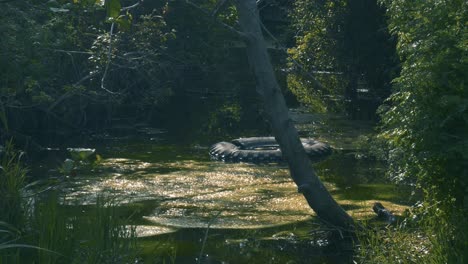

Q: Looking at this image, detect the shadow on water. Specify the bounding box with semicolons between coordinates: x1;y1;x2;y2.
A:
29;111;412;263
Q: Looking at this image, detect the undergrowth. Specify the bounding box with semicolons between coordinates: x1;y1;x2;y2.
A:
0;143;139;264
356;205;468;264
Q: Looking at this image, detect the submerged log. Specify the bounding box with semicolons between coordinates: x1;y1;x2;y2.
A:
373;202;396;224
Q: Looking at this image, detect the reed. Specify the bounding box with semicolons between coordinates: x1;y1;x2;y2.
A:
0;143;139;263
31;194;138;264
0;141;27;226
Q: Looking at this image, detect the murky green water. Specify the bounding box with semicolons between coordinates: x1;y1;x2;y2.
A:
33;111;412;263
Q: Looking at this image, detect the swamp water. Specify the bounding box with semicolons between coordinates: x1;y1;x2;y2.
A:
32;112;412;263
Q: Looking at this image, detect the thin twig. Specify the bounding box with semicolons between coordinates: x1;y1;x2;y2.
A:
99;0;142;94
121;0;141;11
211;0;228;16
197;211;222;264
4;103;41;109
100;22;118;94
258;20;325;91
185;0;248;39
42;48;93;55
47;71;100;112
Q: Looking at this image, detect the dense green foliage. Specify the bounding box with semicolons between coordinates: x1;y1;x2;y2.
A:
0;148;137;263
1;0;467;262
0;1;173;135
288;0;397;117
0;2;83;131
0;0;258;147
379;0;467;209
371;0;468;262
288;0;467;260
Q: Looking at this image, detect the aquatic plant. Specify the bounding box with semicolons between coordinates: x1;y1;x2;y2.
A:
31;194;139;264
0;142;139;263
0;141;27;228
67;148;96;162
377;0;467;261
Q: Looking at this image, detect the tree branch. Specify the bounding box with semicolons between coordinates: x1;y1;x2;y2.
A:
99;0;142;94
238;1;325;90
211;0;228;17
121;1;141;11
100;22;118;94
258;21;325;91
184;0;247;39
47;71;100;112
42;48;93;55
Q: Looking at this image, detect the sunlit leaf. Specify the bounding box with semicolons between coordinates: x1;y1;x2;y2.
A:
116;15;131;31
105;0;121;19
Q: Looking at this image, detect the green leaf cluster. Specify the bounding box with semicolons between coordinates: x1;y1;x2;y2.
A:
287;0;348;112
379;0;467;204
378;0;467;260
0;1;178;136
288;0;397;116
105;0;121;19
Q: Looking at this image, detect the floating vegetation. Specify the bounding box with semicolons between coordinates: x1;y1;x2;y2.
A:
67;148;96;161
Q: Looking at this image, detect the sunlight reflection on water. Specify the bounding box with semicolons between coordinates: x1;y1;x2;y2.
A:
56;114;409;232
62;156;314;229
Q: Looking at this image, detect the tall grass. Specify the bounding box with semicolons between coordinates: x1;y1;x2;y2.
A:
30;194;138;264
0;142;27;226
0;143;139;263
0;142;28;263
356;223;436;263
356;208;468;264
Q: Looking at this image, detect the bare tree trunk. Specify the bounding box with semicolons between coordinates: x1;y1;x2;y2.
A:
233;0;354;230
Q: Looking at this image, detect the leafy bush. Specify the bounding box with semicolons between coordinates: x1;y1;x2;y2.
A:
379;0;467;209
377;0;468;261
0;1;176;137
0;144;138;263
288;0;397;116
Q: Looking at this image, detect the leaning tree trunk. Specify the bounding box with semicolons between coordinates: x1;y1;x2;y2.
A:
233;0;354;230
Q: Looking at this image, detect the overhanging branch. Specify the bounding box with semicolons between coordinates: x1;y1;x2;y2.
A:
121;0;142;11
211;0;228;17
184;0;247;40
258;21;325;91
